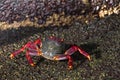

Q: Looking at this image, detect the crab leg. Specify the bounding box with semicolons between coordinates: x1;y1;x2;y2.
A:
10;42;32;59
33;38;42;56
34;38;42;47
66;55;73;69
26;50;35;66
10;38;42;60
65;45;91;60
53;45;90;69
53;55;73;69
26;39;42;66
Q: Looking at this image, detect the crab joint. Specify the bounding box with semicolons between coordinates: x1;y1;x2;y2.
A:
10;54;14;59
53;56;59;60
37;49;42;56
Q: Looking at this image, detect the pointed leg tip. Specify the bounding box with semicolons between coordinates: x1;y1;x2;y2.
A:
10;54;14;59
68;66;73;70
30;63;36;67
87;55;91;61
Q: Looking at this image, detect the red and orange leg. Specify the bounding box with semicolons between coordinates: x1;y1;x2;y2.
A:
26;50;35;66
34;38;42;56
53;45;91;69
10;38;42;66
65;45;91;60
34;38;42;47
53;55;73;69
10;41;32;59
66;55;73;69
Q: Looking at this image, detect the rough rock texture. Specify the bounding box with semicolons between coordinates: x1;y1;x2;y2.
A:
0;14;120;80
0;0;120;30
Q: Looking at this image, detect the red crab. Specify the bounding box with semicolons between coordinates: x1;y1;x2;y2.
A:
10;36;91;69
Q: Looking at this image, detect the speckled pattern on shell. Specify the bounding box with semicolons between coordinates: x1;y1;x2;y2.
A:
0;0;120;29
41;38;65;60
